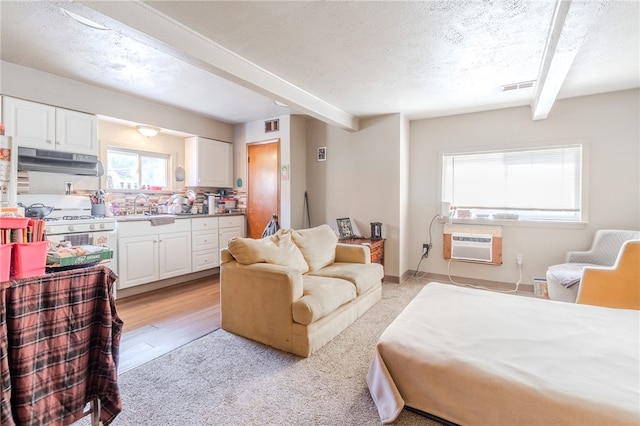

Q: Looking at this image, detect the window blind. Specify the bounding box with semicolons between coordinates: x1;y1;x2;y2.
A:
442;144;582;221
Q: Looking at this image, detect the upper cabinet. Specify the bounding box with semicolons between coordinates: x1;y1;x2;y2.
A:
185;136;233;188
2;97;97;156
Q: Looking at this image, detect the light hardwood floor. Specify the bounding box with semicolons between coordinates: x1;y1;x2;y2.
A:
114;275;221;373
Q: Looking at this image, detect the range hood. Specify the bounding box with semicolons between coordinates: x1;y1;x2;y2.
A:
18;147;99;176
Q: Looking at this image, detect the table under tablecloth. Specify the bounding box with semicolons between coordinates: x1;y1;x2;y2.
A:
1;265;122;426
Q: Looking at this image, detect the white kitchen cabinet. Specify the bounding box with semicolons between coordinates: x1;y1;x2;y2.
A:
185;136;233;188
158;231;193;278
118;234;159;288
117;219;192;289
2;97;97;155
191;216;219;271
218;215;245;250
54;108;98;155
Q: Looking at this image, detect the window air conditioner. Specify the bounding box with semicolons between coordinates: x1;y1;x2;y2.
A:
451;232;493;263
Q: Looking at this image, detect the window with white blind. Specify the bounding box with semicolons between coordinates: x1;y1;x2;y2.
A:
441;144;584;222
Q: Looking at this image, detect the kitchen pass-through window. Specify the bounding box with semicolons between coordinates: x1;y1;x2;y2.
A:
106;147;169;190
441;143;585;222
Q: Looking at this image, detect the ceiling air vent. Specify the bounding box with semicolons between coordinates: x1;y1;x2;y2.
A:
265;119;279;133
502;80;535;92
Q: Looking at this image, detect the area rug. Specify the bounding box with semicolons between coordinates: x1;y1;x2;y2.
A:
93;277;447;425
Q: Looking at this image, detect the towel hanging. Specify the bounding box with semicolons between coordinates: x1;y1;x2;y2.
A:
261;214;280;238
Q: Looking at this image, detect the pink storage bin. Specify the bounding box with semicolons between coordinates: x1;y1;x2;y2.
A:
0;243;12;281
11;241;48;279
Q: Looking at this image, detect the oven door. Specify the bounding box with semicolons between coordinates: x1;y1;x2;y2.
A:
46;230;118;274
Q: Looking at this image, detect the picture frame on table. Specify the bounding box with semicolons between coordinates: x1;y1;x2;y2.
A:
336;217;354;239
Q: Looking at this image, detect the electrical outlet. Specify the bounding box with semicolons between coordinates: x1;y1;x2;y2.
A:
423;243;432;257
516;253;523;265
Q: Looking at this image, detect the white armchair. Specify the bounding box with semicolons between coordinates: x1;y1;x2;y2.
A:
546;229;640;303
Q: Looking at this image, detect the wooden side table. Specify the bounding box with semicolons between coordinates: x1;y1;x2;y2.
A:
340;238;385;267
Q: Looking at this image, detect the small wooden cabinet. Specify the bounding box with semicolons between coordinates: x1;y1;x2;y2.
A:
340;238;385;267
3;97;97;155
185;136;233;188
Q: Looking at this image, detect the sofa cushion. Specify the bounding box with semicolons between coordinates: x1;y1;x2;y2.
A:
292;275;356;325
227;230;309;273
309;262;384;295
290;224;338;272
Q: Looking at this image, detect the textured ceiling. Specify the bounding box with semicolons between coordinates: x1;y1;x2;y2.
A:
1;0;638;131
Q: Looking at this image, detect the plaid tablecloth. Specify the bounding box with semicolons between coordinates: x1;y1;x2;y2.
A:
1;265;122;426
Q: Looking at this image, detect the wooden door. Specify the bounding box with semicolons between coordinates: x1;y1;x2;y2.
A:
247;140;280;239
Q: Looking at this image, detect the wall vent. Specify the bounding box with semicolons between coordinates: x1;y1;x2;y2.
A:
502;80;535;91
265;119;279;133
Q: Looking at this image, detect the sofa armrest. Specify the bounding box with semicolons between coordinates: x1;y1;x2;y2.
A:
220;257;304;352
335;243;370;264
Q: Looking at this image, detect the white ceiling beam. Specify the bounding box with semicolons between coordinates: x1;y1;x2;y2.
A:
76;0;360;131
531;0;607;120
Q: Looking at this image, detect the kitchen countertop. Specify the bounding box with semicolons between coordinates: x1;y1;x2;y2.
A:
115;212;245;222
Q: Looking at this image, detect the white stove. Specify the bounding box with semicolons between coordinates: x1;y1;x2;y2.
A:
17;194;118;273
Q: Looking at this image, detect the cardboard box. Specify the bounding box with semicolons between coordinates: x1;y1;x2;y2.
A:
47;246;113;267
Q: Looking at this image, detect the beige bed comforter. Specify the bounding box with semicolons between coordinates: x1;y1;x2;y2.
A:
367;283;640;425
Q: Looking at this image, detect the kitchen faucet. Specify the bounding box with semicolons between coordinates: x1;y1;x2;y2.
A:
132;193;150;214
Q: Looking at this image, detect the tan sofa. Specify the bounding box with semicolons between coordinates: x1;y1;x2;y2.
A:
220;224;383;357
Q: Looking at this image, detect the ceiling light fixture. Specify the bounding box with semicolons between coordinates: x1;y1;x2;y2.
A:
274;100;288;107
136;125;161;137
60;8;111;31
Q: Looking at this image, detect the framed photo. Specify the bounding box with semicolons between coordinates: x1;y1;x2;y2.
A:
317;146;327;161
336;217;354;239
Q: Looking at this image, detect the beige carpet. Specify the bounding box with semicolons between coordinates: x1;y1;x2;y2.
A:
93;277;450;425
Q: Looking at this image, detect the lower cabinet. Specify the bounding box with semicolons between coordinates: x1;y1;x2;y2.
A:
117;235;159;288
219;215;245;250
159;232;192;278
192;217;219;271
117;215;245;290
117;220;192;289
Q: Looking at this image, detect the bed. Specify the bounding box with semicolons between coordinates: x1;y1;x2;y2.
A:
367;282;640;425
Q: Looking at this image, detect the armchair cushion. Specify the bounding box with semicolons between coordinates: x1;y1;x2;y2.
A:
547;263;596;287
227;230;309;274
292;275;357;325
309;262;384;295
291;224;338;272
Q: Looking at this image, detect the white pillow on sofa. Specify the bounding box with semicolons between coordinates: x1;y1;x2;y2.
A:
227;230;309;273
290;224;338;272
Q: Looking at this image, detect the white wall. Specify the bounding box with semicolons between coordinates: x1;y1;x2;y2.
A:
233;114;308;231
399;115;411;278
0;61;233;142
306;114;403;279
409;89;640;285
290;116;308;229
